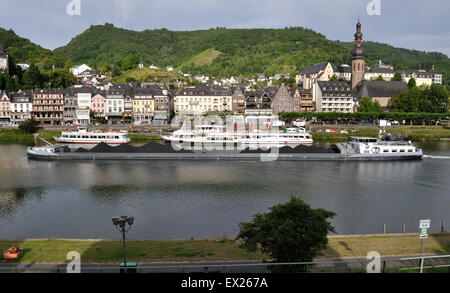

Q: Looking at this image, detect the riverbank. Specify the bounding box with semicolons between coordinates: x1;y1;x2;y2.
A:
1;126;449;144
1;233;449;264
310;125;450;141
0;129;161;144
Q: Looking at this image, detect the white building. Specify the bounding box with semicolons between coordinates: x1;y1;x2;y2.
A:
433;74;443;84
0;47;8;72
174;86;233;114
70;64;92;76
17;63;30;71
10;91;33;126
313;81;355;113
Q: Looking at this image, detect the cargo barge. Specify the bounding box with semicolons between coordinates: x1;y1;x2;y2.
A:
26;136;423;161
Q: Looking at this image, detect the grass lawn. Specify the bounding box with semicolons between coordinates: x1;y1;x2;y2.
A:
1;233;450;264
310;125;450;141
322;233;450;258
0;129;59;143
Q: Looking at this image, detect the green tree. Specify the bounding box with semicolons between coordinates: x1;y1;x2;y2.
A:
47;68;76;88
236;197;335;272
407;77;416;89
18;119;39;134
22;63;45;89
389;87;421;112
329;74;338;81
358;97;381;112
375;75;384;81
393;72;402;81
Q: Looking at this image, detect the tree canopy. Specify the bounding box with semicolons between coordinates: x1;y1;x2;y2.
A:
236;197;336;268
358;97;381;112
389;84;449;113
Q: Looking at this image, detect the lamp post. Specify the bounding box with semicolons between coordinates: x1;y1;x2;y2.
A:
112;216;134;273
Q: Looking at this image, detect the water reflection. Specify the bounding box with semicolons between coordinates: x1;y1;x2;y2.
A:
0;143;449;239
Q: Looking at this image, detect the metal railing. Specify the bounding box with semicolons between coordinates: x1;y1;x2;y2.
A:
1;254;449;273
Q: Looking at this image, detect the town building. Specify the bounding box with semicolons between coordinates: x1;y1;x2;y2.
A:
297;88;315;112
63;88;78;125
91;92;107;117
272;84;296;114
133;87;154;125
106;87;126;124
244;89;273;116
397;70;433;87
231;85;246;114
0;46;8;72
296;62;335;90
433;73;443;84
354;81;408;110
32;89;64;125
10;91;33;126
174;86;232;114
313;81;355;113
16;63;30;71
75;87;93;126
0;91;11;126
364;67;395;81
334;65;352;81
147;85;172;124
70;64;92;76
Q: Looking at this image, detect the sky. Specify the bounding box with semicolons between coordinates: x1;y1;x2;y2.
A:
0;0;449;56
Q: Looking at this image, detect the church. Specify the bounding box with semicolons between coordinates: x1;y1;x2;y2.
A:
309;20;411;112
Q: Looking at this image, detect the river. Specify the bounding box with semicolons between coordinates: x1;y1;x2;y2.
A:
0;141;449;239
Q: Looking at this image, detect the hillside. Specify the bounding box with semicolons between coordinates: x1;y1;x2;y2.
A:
0;28;56;67
53;24;450;85
1;24;449;86
112;68;180;83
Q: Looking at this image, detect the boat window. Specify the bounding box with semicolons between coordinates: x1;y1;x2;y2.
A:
392;149;397;153
383;149;389;153
408;149;413;152
400;149;405;153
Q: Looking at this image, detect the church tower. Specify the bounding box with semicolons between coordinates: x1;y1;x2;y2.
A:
351;20;365;89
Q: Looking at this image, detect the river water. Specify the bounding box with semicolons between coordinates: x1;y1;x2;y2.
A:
0;142;449;239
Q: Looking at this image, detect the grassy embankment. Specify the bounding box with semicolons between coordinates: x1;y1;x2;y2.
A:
1;126;449;144
1;233;449;264
0;129;162;144
310;125;450;141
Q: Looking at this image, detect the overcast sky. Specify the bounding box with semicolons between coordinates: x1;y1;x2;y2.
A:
0;0;449;56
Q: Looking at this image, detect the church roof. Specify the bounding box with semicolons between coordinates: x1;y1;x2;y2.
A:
355;81;407;99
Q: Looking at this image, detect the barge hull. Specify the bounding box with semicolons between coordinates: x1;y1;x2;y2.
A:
26;152;423;161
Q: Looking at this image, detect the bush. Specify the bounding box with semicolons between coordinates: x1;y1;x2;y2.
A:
18;119;39;134
236;197;335;272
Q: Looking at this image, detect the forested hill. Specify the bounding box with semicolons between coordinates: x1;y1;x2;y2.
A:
1;24;449;85
0;28;54;65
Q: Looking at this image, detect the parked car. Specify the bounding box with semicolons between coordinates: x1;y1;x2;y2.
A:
350;130;359;134
340;130;349;134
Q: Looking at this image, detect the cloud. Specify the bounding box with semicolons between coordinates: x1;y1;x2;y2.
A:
0;0;448;56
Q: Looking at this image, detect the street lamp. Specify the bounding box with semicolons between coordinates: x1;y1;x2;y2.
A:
112;215;134;273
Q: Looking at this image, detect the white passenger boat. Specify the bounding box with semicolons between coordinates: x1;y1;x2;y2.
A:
161;125;313;146
54;127;131;145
